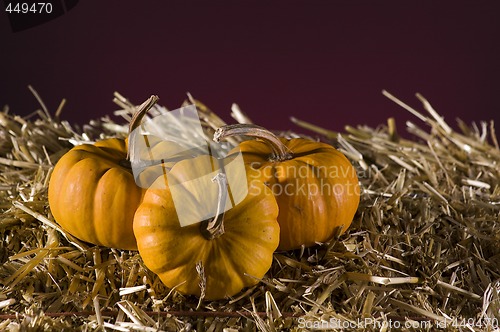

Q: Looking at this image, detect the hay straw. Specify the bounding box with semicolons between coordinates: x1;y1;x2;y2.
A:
1;88;499;331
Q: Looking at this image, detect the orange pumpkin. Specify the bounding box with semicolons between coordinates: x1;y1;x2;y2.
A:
133;154;280;300
48;138;143;250
214;124;360;250
48;96;189;250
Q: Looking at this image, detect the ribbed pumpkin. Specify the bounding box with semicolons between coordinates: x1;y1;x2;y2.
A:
214;124;360;250
133;153;280;300
48;96;188;250
48;137;143;250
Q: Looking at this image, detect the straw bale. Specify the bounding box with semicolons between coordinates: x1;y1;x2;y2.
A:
1;89;499;331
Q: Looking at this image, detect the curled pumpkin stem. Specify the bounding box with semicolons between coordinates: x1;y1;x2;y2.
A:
200;173;227;240
128;95;160;134
126;95;160;161
214;124;292;161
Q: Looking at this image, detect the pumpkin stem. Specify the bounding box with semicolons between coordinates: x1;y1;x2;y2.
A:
126;95;160;161
200;173;228;240
214;124;292;161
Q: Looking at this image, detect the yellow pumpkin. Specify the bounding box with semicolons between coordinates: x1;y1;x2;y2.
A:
214;124;360;250
133;154;280;300
48;95;191;250
48;138;143;250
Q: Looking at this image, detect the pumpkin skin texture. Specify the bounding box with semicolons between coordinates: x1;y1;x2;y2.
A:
48;138;142;250
216;125;360;251
133;154;280;300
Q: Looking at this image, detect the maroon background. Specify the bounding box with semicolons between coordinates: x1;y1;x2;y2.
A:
1;1;499;134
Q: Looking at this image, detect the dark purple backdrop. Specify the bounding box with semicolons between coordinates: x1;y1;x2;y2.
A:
1;1;499;135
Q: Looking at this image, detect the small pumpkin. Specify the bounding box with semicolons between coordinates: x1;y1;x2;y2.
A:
214;124;360;251
133;153;280;300
48;96;188;250
48;137;143;250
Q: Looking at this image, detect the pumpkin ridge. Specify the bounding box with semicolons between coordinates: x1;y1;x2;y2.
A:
279;157;346;245
222;224;278;253
215;234;273;291
75;143;124;163
92;167;116;246
72;149;125;172
66;159;110;240
93;141;134;170
286;148;333;159
293;158;328;180
221;192;279;251
92;167;139;248
205;242;246;296
161;239;213;297
219;245;252;289
284;138;336;154
138;222;208;271
290;149;340;164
